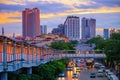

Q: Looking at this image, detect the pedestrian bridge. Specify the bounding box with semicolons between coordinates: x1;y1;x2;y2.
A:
0;36;106;80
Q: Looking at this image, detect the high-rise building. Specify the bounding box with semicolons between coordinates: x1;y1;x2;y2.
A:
81;17;96;39
58;24;64;35
51;24;64;35
22;8;40;37
104;29;109;39
40;25;47;35
51;28;60;34
110;28;116;35
64;16;80;40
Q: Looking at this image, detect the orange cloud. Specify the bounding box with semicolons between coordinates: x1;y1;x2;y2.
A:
96;28;103;32
5;33;21;37
0;12;21;24
0;6;120;24
41;6;120;19
0;0;25;5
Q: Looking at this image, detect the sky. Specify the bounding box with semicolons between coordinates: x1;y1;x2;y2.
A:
0;0;120;37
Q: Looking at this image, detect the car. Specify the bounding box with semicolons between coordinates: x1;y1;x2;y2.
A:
107;72;114;80
105;69;111;77
100;66;105;71
94;62;102;69
76;67;81;73
72;73;78;78
96;69;104;77
59;73;65;77
67;66;73;71
110;75;119;80
90;72;96;78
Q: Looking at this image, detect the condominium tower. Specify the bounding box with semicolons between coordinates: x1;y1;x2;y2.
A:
40;25;47;35
81;17;96;39
104;29;109;39
22;8;40;37
64;16;80;40
51;24;64;35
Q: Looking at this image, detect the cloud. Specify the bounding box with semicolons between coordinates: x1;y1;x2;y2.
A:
26;2;72;14
93;0;120;7
0;0;25;5
0;12;21;24
0;3;25;12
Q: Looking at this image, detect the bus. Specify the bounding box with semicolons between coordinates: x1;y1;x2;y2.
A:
86;60;94;69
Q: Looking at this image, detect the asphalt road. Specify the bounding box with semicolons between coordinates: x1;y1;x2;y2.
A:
78;68;108;80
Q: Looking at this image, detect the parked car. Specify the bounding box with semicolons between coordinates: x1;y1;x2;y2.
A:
96;69;104;77
72;73;78;78
90;72;96;78
110;75;119;80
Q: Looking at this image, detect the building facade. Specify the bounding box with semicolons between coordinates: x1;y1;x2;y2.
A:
22;8;40;37
51;24;64;35
40;25;47;35
64;16;80;40
104;29;109;39
81;17;96;40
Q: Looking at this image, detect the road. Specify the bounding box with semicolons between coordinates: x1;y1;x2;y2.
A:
79;68;107;80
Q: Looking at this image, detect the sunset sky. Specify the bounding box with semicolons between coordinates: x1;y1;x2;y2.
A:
0;0;120;37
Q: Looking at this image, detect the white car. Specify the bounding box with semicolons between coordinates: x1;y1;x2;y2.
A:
105;69;111;76
110;75;119;80
107;72;114;80
96;69;104;77
59;73;65;77
100;66;105;70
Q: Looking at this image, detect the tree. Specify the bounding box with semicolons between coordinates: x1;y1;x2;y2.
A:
50;41;75;50
110;32;120;40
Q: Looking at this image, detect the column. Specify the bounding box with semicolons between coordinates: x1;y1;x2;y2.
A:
20;42;24;67
2;38;8;80
0;72;8;80
32;47;34;63
36;47;38;64
27;67;32;74
20;42;24;61
40;47;43;60
13;42;16;69
3;38;7;71
27;45;30;63
41;47;44;60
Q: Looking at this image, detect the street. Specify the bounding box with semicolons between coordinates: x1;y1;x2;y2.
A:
58;67;108;80
79;68;107;80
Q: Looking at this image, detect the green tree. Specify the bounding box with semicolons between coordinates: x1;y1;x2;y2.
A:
50;41;75;50
110;32;120;40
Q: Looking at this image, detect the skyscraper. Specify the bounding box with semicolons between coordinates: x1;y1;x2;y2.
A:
40;25;47;35
81;17;96;39
64;16;80;40
104;29;109;39
22;8;40;37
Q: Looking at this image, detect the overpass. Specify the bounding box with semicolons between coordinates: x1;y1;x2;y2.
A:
0;36;106;80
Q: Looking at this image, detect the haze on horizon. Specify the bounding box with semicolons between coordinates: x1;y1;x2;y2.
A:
0;0;120;37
